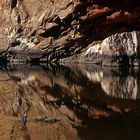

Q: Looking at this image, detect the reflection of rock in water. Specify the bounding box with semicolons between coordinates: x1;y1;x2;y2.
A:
1;64;140;128
101;76;138;100
1;64;140;140
83;70;103;83
64;64;140;100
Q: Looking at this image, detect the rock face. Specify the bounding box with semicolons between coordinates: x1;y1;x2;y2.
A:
0;0;140;65
64;31;140;66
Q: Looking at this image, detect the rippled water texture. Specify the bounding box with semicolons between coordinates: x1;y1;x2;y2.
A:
0;64;140;140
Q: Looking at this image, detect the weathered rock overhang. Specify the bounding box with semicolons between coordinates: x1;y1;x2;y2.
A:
0;0;140;66
62;31;140;66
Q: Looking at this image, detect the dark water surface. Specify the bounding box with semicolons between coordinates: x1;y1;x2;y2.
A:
1;64;140;140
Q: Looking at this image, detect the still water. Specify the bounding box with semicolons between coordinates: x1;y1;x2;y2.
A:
0;64;140;140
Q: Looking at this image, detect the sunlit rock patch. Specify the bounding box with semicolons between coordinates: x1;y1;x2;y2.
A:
62;31;140;66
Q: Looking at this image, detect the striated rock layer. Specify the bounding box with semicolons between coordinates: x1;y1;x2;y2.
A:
63;31;140;66
0;0;140;65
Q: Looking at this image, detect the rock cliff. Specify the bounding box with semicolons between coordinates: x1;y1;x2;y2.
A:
63;31;140;66
0;0;140;65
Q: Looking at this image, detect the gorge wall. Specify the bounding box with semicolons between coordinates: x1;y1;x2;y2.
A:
0;0;140;65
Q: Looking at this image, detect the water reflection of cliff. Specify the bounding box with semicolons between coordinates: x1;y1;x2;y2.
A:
0;64;140;117
1;64;140;139
0;65;140;139
65;64;140;100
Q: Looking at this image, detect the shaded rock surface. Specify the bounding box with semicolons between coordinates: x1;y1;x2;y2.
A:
0;0;140;65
